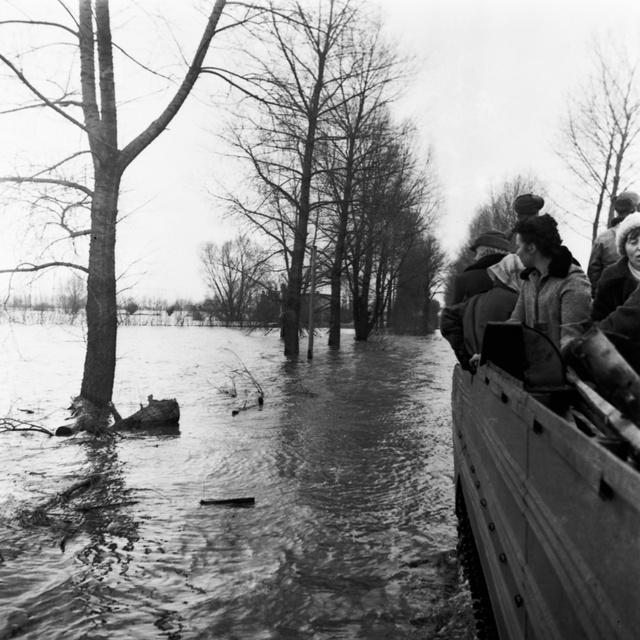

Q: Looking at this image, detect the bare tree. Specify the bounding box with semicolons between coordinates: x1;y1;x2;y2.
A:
344;118;436;341
201;234;272;327
215;0;360;356
556;39;640;241
0;0;229;408
316;17;408;348
391;233;447;334
59;274;86;317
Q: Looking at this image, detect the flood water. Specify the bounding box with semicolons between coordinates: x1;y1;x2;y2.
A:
0;323;475;640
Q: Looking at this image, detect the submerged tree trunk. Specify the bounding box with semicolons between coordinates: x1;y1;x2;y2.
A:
81;172;121;405
328;135;356;348
328;194;350;347
283;101;322;356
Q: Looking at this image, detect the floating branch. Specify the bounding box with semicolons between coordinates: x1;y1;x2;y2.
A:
222;349;265;400
0;417;55;436
217;378;237;397
75;500;139;512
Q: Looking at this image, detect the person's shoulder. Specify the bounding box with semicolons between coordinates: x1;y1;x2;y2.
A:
594;227;616;242
562;264;592;293
600;257;629;282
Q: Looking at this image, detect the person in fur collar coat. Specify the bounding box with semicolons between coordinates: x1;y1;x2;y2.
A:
509;214;591;351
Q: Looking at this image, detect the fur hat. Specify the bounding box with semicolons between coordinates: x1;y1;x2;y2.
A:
514;193;544;216
469;229;510;253
613;191;640;214
616;211;640;255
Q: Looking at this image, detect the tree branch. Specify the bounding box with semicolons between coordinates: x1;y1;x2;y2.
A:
118;0;228;171
0;261;89;275
0;52;87;132
0;175;93;197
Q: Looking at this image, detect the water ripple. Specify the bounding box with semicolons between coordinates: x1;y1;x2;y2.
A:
0;327;473;639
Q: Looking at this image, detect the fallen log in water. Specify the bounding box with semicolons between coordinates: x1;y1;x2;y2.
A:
112;395;180;430
54;394;180;436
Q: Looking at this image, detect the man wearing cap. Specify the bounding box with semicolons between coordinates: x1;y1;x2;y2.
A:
508;193;545;252
587;190;640;296
450;230;511;304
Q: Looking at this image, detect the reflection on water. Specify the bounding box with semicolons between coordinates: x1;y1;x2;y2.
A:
0;325;474;639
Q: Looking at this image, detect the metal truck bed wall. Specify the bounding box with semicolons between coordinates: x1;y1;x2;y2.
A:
452;363;640;640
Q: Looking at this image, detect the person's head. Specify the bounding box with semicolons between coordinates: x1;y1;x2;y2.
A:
513;193;544;220
616;211;640;270
487;253;524;293
468;230;510;259
513;213;562;268
613;191;640;218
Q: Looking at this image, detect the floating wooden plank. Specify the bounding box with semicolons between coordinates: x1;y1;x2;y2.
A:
200;497;255;506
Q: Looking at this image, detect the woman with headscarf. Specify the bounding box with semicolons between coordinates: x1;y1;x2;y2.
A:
440;254;523;371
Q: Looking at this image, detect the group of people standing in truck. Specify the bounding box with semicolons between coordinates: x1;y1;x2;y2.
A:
441;191;640;371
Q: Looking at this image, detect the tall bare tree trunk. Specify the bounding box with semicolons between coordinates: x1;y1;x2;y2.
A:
81;170;120;405
328;135;356;348
283;54;327;356
78;0;120;406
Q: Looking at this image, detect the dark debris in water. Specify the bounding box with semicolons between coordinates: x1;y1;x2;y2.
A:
12;445;140;553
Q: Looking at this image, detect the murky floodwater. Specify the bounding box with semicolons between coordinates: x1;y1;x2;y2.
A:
0;323;475;640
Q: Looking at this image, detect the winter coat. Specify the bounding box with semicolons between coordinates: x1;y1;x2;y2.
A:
591;257;639;321
440;282;518;366
462;283;519;354
587;225;621;296
450;253;506;304
598;280;640;341
509;246;591;351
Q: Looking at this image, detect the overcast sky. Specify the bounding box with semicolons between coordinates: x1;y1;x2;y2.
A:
124;0;640;301
381;0;640;252
4;0;640;302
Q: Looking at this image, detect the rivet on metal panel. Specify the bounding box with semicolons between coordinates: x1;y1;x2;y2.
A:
499;553;507;564
470;465;475;473
488;522;495;531
514;594;524;608
475;480;481;489
480;499;487;507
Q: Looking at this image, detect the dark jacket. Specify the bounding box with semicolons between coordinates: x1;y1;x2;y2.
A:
599;280;640;341
450;253;506;304
591;257;638;321
587;216;625;296
440;282;518;368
